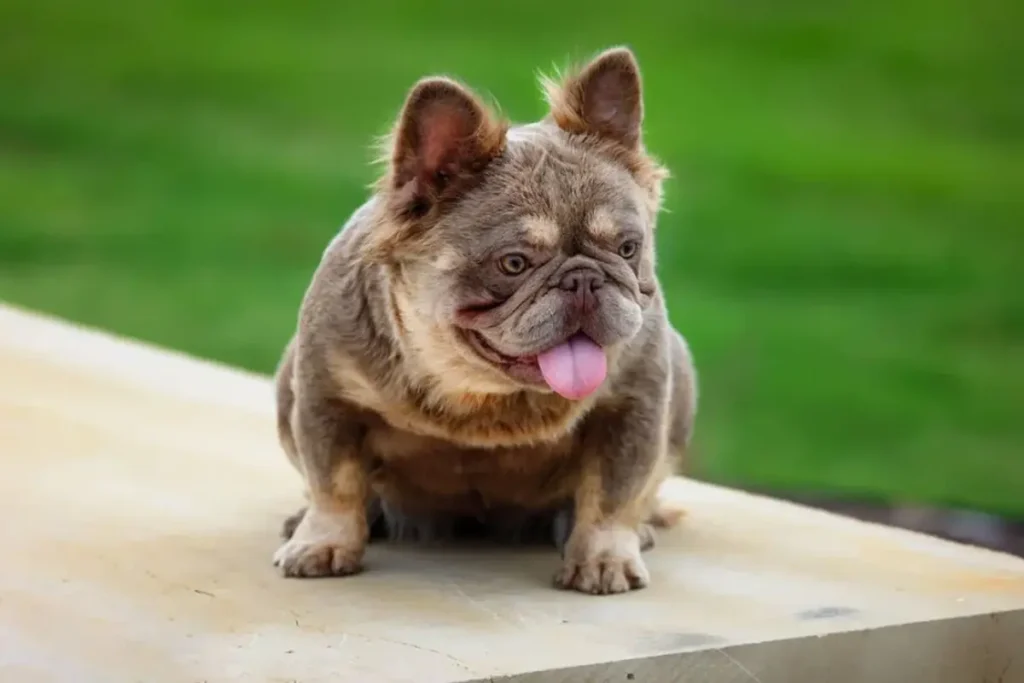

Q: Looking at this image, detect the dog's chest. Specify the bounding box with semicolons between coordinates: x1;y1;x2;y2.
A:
362;423;579;510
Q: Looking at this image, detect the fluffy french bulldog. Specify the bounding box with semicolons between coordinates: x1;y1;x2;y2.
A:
273;46;696;594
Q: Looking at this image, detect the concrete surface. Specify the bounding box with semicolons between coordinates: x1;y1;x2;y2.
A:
2;303;1023;683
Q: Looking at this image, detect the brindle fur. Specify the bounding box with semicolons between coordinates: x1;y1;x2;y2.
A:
273;47;696;594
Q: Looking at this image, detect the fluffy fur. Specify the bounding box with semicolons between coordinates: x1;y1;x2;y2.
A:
273;47;697;594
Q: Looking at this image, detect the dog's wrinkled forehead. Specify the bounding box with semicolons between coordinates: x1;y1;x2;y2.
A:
437;124;645;253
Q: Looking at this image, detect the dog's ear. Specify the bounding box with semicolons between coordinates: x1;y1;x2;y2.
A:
388;78;506;219
544;47;644;150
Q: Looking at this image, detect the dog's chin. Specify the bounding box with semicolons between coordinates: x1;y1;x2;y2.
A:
459;329;550;389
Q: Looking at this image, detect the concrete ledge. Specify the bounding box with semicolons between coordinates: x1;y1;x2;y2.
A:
2;303;1023;683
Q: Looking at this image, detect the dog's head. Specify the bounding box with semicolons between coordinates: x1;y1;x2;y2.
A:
367;47;667;402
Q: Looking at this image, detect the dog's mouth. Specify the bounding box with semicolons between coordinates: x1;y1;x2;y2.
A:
461;329;608;401
464;330;539;368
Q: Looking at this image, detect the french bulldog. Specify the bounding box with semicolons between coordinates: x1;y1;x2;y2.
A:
273;46;696;594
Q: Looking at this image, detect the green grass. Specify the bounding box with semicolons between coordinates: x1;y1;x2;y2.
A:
2;0;1022;514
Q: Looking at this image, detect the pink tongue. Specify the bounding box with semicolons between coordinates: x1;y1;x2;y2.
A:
537;334;608;400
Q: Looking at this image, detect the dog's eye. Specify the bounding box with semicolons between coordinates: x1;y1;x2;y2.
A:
497;253;530;276
618;240;640;259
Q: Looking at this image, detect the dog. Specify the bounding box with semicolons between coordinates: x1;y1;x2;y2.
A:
273;46;697;594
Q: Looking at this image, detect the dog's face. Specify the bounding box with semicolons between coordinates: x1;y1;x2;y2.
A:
369;48;667;401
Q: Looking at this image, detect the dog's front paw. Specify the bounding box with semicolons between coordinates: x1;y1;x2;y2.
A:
554;524;649;595
273;507;367;578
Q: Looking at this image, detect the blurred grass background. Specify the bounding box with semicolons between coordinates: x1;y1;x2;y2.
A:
1;1;1021;514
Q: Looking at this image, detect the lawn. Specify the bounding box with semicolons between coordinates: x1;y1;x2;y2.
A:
1;0;1022;514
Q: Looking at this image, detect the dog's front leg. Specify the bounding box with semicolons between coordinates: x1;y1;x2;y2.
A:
556;372;671;595
273;389;370;578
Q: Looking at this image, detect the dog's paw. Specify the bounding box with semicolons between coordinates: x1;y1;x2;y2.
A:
273;538;363;577
273;507;367;578
554;509;657;555
554;524;649;595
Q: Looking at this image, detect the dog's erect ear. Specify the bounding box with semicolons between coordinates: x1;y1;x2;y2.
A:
544;47;644;150
388;78;506;218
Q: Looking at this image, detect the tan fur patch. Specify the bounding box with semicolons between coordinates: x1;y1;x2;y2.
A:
587;207;619;242
431;246;463;272
329;459;369;508
326;349;391;414
391;283;513;398
573;459;604;527
522;215;561;249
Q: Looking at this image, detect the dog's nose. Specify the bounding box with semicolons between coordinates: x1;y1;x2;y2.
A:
559;269;604;294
